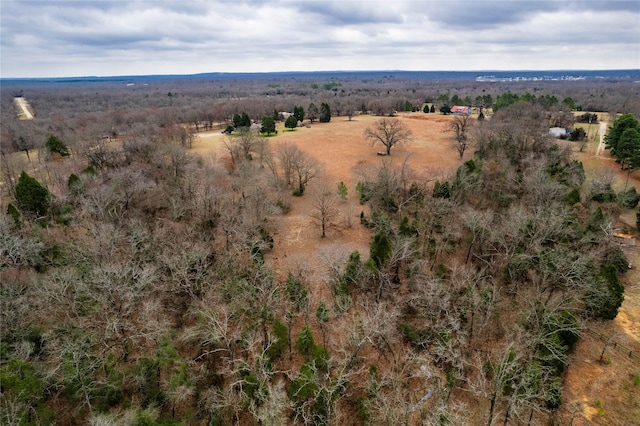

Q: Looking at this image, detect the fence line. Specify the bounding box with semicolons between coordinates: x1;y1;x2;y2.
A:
583;327;640;361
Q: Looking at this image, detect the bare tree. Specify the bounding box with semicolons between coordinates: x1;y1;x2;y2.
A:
287;146;319;195
224;127;257;165
311;182;339;237
450;113;474;158
277;142;297;187
363;118;412;155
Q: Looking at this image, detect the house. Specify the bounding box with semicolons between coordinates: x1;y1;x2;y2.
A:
451;105;472;115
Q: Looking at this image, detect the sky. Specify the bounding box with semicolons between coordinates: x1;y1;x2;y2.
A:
1;0;639;78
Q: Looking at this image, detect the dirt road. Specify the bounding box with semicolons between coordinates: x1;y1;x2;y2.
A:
14;97;34;120
595;121;607;157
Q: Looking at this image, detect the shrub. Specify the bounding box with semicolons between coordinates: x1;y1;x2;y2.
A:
67;173;83;196
312;345;329;371
267;320;289;361
584;265;625;320
546;377;563;409
570;127;587;141
368;233;391;271
564;188;581;205
337;181;348;200
577;112;598;123
286;272;308;311
599;245;629;274
590;185;616;203
432;180;451;199
618;187;640;209
6;203;21;227
356;181;371;204
296;325;315;357
15;171;50;216
398;324;430;349
45;135;69;156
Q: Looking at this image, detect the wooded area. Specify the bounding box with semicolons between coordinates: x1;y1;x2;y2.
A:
1;73;639;425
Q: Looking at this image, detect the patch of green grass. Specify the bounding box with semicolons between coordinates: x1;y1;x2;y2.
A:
634;375;640;386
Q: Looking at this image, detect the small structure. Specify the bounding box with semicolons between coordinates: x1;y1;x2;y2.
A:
549;127;568;138
451;105;472;115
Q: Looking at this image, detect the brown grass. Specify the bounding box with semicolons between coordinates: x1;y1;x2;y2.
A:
193;113;464;280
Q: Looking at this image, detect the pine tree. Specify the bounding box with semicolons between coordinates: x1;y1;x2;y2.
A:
45;135;69;156
319;102;331;123
15;171;50;216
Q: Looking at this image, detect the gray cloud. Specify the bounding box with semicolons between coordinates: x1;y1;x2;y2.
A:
1;0;638;78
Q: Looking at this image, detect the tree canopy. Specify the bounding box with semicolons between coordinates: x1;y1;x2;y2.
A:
439;104;451;115
233;112;251;129
616;127;640;187
363;118;412;155
605;113;639;158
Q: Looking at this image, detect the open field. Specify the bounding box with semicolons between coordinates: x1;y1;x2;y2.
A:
192;112;464;291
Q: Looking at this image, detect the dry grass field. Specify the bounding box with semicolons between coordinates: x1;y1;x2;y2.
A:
193;113;465;284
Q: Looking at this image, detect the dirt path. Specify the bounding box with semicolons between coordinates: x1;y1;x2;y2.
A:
14;97;34;120
595;121;607;157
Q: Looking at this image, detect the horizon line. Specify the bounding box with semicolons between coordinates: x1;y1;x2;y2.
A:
2;68;639;81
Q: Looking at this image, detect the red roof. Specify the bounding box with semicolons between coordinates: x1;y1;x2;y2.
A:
451;105;471;114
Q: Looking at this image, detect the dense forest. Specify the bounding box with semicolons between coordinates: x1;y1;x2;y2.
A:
1;72;639;425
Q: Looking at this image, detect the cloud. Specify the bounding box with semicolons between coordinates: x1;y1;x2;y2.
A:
1;0;638;78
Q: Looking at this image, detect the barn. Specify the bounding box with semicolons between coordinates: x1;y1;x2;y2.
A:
451;105;472;115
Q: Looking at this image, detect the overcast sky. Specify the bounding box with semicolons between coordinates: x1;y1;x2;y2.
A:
1;0;639;78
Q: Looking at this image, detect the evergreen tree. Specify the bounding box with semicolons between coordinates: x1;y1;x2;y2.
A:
319;102;331;123
233;112;251;128
285;115;298;131
430;104;435;113
605;113;639;157
368;233;392;271
337;181;348;200
45;135;69;156
439;104;452;115
616;127;640;188
293;105;305;123
260;116;276;135
15;171;50;216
